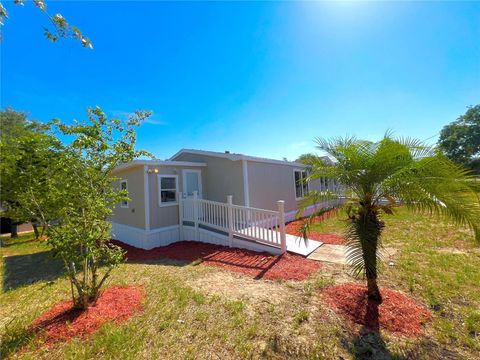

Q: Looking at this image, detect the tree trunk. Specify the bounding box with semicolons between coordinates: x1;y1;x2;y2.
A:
40;225;47;238
367;277;382;302
32;223;40;240
354;208;385;302
10;223;18;238
78;293;90;310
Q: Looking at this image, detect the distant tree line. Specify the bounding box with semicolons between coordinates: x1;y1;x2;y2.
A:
437;105;480;174
295;104;480;175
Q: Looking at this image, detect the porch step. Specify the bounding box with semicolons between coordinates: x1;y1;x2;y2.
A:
233;226;322;256
285;233;323;256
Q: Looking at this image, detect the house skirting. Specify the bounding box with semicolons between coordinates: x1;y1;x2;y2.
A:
111;223;180;250
284;199;343;223
110;222;283;255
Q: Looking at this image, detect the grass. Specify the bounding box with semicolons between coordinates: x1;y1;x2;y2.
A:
1;208;480;359
311;207;480;358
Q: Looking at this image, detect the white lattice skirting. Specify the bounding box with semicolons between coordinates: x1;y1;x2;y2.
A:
110;222;282;255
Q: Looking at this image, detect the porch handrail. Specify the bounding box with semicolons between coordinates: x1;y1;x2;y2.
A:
179;191;286;253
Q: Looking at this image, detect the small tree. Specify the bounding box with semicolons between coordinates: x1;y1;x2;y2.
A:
0;108;63;238
299;136;480;301
31;107;151;309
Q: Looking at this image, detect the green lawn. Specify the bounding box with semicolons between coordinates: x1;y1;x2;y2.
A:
1;208;479;359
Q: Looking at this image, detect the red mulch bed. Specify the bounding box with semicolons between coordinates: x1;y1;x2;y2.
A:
285;209;345;245
113;240;321;281
31;285;144;344
324;283;431;337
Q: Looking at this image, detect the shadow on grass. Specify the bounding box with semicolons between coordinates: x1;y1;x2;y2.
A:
2;250;65;291
343;299;393;360
114;239;284;280
126;257;193;267
0;306;86;358
2;237;38;247
344;299;462;360
126;252;283;280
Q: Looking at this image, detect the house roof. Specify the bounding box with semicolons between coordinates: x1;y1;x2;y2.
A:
169;149;308;167
111;160;207;174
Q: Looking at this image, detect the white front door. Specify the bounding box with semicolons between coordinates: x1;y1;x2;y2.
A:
183;170;202;198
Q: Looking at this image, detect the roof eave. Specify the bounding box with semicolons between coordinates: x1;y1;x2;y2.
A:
170;149;308;167
112;160;207;175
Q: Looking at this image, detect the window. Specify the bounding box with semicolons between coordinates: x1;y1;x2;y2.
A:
322;177;329;190
120;180;128;208
294;169;309;199
158;175;178;206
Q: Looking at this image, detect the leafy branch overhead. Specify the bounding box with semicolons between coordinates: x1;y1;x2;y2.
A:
0;0;92;48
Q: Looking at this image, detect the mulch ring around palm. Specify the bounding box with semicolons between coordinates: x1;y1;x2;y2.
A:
30;285;145;345
323;283;431;337
113;240;321;281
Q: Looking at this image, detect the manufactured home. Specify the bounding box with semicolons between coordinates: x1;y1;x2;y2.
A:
110;149;340;255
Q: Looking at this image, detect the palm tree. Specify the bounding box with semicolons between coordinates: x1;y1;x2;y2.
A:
299;136;480;301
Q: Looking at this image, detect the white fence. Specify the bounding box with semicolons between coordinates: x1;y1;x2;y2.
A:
179;192;286;252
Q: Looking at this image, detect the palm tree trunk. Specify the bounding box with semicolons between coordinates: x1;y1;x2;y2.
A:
367;277;381;301
363;239;382;301
354;210;384;302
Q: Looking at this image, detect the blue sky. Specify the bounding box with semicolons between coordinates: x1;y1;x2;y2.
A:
2;1;479;161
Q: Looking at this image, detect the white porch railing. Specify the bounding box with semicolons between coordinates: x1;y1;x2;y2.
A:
179;191;286;252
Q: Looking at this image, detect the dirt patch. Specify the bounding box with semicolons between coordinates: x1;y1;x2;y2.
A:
187;270;296;306
436;247;467;255
114;240;321;281
31;285;144;344
323;283;431;337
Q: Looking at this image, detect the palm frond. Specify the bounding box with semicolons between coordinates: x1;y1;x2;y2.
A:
396;136;435;159
296;189;340;220
386;154;480;242
344;214;385;279
295;189;341;244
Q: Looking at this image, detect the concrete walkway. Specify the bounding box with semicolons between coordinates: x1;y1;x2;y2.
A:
307;245;398;265
307;244;347;264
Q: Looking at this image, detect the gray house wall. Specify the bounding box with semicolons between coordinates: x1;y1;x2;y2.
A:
172;153;246;206
112;164;207;230
111;166;146;229
147;165;207;229
111;154;326;232
309;178;323;192
246;161;309;214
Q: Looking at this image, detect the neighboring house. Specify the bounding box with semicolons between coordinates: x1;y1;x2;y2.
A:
110;149;339;254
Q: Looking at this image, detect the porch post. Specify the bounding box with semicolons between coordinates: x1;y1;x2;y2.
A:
227;195;233;247
193;191;199;240
178;191;183;241
277;200;286;253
